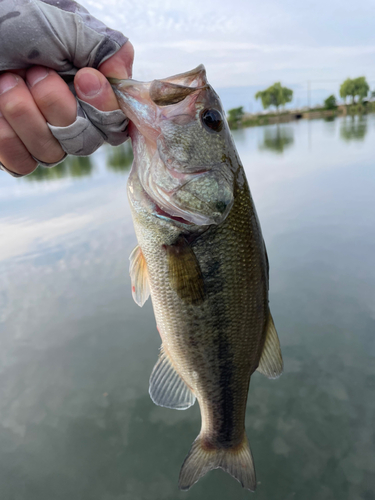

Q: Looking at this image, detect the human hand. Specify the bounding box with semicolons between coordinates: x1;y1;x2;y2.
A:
0;42;134;176
0;0;134;177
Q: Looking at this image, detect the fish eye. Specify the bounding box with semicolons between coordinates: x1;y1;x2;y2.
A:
201;109;223;132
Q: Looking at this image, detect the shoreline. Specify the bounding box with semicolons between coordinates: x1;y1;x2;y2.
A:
229;102;375;129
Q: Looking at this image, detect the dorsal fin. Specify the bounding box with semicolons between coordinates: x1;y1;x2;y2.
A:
149;345;196;410
257;312;283;379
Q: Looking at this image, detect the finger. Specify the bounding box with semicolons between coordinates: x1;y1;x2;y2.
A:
74;42;134;112
0;69;27;79
0;112;37;176
26;66;77;127
0;73;65;164
74;68;119;112
99;41;134;79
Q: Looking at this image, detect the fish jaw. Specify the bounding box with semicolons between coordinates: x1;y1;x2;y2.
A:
127;127;202;230
113;66;237;227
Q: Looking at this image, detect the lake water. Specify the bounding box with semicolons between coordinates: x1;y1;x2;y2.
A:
0;115;374;500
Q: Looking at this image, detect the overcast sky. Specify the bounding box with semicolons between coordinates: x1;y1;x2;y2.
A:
81;0;375;108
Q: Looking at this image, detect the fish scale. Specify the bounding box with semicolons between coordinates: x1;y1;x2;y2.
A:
132;165;268;469
113;64;283;492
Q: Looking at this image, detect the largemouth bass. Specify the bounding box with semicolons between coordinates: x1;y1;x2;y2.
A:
112;65;283;492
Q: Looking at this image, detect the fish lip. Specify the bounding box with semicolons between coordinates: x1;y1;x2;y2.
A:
165;165;210;179
141;187;195;226
153;202;196;226
137;162;214;227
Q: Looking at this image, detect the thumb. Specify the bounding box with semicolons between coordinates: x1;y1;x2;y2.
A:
74;42;134;112
74;68;119;111
99;41;134;79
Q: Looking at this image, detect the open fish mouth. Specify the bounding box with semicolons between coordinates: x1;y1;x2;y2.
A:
153;203;195;226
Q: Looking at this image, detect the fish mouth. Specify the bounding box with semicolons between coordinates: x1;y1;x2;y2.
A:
148;166;222;226
147;167;234;227
140;184;195;225
153;202;195;226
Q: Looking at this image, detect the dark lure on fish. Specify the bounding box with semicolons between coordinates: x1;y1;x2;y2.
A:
111;65;283;491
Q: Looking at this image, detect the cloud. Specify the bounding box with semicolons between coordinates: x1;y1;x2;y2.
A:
0;213;94;262
137;40;375;57
80;0;375;91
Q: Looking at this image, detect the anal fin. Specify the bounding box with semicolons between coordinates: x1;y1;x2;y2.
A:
149;345;196;410
257;312;283;379
129;245;150;307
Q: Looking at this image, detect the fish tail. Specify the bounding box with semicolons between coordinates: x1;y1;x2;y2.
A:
178;433;256;492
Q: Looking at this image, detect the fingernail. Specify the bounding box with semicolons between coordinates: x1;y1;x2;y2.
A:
27;66;49;88
76;72;102;97
0;74;18;95
126;61;133;79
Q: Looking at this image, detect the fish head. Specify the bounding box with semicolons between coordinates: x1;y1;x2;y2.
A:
113;65;236;226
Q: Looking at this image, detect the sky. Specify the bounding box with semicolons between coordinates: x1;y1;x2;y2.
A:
70;0;375;110
81;0;375;110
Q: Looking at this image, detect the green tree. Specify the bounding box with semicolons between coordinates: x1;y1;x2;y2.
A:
255;82;293;112
227;106;244;128
340;77;369;104
324;95;337;109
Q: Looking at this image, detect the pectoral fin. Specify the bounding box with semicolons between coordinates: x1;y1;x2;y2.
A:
165;239;205;305
257;312;283;379
149;345;196;410
129;245;150;307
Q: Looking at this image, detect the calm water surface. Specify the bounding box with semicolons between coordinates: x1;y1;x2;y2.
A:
0;115;374;500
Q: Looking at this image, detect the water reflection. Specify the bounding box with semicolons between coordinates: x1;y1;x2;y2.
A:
340;116;367;142
2;114;375;500
25;155;93;182
259;125;294;154
24;141;133;182
19;114;370;185
106;142;133;172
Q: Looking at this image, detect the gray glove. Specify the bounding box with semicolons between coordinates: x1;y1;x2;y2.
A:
0;0;129;177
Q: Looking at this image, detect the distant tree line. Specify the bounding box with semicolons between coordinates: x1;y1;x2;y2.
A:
324;77;372;109
226;76;375;127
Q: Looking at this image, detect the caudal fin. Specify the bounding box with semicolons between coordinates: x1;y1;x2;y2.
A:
178;433;256;492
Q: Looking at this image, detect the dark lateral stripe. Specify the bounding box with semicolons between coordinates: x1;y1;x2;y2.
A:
217;344;235;444
201;247;234;444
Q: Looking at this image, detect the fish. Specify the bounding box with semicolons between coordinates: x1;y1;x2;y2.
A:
111;65;283;492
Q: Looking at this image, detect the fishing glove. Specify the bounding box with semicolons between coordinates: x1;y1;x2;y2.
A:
0;0;129;177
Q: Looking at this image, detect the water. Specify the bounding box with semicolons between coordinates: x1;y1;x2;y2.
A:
1;115;374;500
